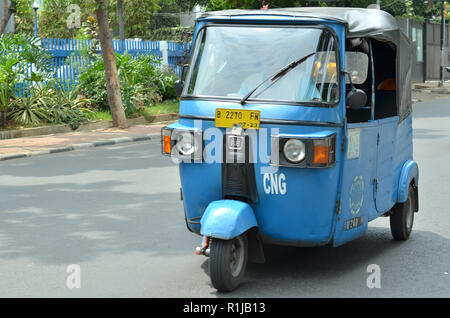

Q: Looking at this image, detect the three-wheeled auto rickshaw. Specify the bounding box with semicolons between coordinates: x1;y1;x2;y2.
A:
161;7;419;292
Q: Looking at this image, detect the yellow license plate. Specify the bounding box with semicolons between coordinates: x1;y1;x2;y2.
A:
215;108;260;130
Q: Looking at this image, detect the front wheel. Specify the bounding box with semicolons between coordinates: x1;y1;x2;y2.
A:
209;234;248;292
390;185;415;240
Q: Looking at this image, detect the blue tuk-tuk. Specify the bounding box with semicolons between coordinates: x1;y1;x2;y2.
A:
161;7;419;292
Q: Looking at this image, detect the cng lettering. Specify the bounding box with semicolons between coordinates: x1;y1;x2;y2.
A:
263;173;287;195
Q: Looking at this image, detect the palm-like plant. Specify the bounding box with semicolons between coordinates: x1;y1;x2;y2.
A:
8;94;49;126
46;85;93;126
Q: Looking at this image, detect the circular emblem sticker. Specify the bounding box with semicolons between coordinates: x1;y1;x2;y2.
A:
349;175;364;215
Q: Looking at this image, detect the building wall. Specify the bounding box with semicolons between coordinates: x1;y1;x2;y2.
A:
180;5;205;27
424;22;450;80
399;18;450;82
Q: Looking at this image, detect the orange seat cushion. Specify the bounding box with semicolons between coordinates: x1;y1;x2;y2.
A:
377;78;396;91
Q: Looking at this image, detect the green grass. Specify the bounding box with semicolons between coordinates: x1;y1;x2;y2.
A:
86;110;113;121
146;99;179;115
85;99;179;123
138;99;179;120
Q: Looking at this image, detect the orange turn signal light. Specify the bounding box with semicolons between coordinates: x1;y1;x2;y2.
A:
163;135;171;155
313;145;330;165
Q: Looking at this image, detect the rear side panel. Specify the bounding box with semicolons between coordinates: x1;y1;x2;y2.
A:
375;116;399;212
333;114;414;246
333;122;378;246
376;114;413;213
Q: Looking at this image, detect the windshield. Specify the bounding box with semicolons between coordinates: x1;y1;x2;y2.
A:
183;26;340;105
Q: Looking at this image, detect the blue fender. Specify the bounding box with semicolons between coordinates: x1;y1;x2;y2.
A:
200;200;258;240
397;160;419;203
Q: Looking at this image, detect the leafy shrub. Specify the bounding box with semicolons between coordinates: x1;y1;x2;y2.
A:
0;34;53;127
77;56;109;109
45;85;93;127
153;66;179;100
8;82;92;128
78;52;179;117
8;94;49;126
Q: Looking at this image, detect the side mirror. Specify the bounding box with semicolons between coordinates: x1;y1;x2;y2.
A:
446;66;450;73
346;89;367;110
342;70;367;110
174;80;184;98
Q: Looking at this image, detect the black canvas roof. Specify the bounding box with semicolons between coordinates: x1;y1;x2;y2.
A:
199;7;400;42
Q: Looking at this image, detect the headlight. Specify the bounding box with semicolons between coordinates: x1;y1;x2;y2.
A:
283;139;306;163
176;132;195;156
161;127;203;162
271;133;336;168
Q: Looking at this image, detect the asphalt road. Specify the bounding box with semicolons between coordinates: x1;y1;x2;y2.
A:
0;98;449;298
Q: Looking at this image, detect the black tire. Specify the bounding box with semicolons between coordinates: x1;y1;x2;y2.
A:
390;185;415;240
209;234;248;292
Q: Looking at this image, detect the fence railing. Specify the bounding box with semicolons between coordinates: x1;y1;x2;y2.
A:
18;38;190;94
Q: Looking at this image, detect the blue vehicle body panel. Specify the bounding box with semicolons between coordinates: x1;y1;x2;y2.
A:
332;121;378;246
332;114;415;246
177;118;343;245
200;200;258;239
375;117;398;212
374;116;413;212
397;159;419;203
179;100;344;125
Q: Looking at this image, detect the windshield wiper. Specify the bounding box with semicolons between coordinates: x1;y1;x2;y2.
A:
240;52;316;105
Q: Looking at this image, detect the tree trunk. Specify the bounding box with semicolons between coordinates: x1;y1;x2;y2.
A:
117;0;125;52
1;111;6;129
0;0;16;35
95;0;127;129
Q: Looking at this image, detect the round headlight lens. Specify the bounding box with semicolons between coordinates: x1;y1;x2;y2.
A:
283;139;306;163
177;132;195;156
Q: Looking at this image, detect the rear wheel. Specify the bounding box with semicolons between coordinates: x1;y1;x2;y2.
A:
209;234;248;292
390;185;415;240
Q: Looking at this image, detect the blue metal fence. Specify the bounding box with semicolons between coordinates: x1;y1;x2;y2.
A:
167;41;191;77
20;38;189;93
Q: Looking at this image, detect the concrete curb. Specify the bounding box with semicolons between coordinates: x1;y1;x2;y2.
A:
412;82;450;94
0;133;160;162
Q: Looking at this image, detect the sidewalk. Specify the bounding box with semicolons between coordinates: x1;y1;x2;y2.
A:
0;122;170;161
413;81;450;94
412;81;450;103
